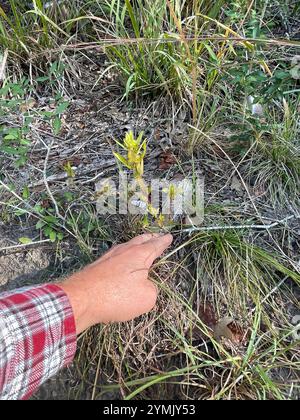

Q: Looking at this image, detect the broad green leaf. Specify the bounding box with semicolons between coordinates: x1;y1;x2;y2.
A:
57;232;64;241
36;76;50;82
203;44;218;62
0;146;18;155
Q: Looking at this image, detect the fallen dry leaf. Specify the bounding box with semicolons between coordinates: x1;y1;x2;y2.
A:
19;99;37;113
41;199;51;209
226;320;248;345
154;128;162;141
214;317;248;346
213;317;235;342
197;302;217;329
192;302;217;341
159;151;177;170
230;175;243;192
60;157;81;168
253;184;266;197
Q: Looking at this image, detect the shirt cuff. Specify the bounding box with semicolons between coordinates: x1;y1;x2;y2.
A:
0;283;77;400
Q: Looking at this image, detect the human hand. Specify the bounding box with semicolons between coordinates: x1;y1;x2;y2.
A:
60;233;173;334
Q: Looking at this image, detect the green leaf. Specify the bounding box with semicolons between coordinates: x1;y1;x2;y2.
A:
15;209;27;216
113;152;131;169
20;139;31;146
49;230;57;242
36;76;50;82
4;128;20;140
19;237;32;245
64;192;73;202
44;215;59;224
125;0;140;39
57;232;64;241
42;111;54;118
125;73;136;99
52;117;62;135
203;44;218;62
34;204;44;213
0;146;18;155
0;86;10;96
15;155;27;167
54;101;69;115
24;116;33;125
36;220;45;230
4;133;19;140
50;62;58;74
22;186;30;199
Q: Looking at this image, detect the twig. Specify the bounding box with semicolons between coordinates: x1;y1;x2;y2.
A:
238;0;255;29
0;180;76;239
0;180;37;215
34;36;300;57
0;200;38;220
0;239;51;253
0;49;8;82
43;140;64;221
182;215;298;234
28;164;112;187
81;171;105;185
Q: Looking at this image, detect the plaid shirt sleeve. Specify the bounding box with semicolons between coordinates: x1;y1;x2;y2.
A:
0;284;77;400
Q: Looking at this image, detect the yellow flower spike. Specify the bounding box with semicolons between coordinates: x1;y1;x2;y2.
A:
157;213;165;228
148;204;159;218
169;184;176;200
163;183;183;200
114;131;163;225
124;131;136;149
135;158;144;178
114;131;147;178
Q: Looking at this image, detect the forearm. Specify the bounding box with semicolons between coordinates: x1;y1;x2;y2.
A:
0;233;172;400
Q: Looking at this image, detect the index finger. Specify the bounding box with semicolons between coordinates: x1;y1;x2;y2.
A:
139;233;173;268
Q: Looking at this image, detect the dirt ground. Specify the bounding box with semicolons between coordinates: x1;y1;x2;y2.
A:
0;225;52;289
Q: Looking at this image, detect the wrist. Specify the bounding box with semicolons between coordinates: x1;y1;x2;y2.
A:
60;273;95;335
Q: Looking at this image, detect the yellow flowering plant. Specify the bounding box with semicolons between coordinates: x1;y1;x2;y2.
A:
113;131;180;230
114;131;147;179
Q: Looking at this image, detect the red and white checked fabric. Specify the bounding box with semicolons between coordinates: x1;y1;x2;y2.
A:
0;284;76;400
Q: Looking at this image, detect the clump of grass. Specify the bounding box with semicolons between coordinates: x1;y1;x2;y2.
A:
76;226;300;400
0;0;83;55
191;229;300;320
101;0;229;101
244;99;300;203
